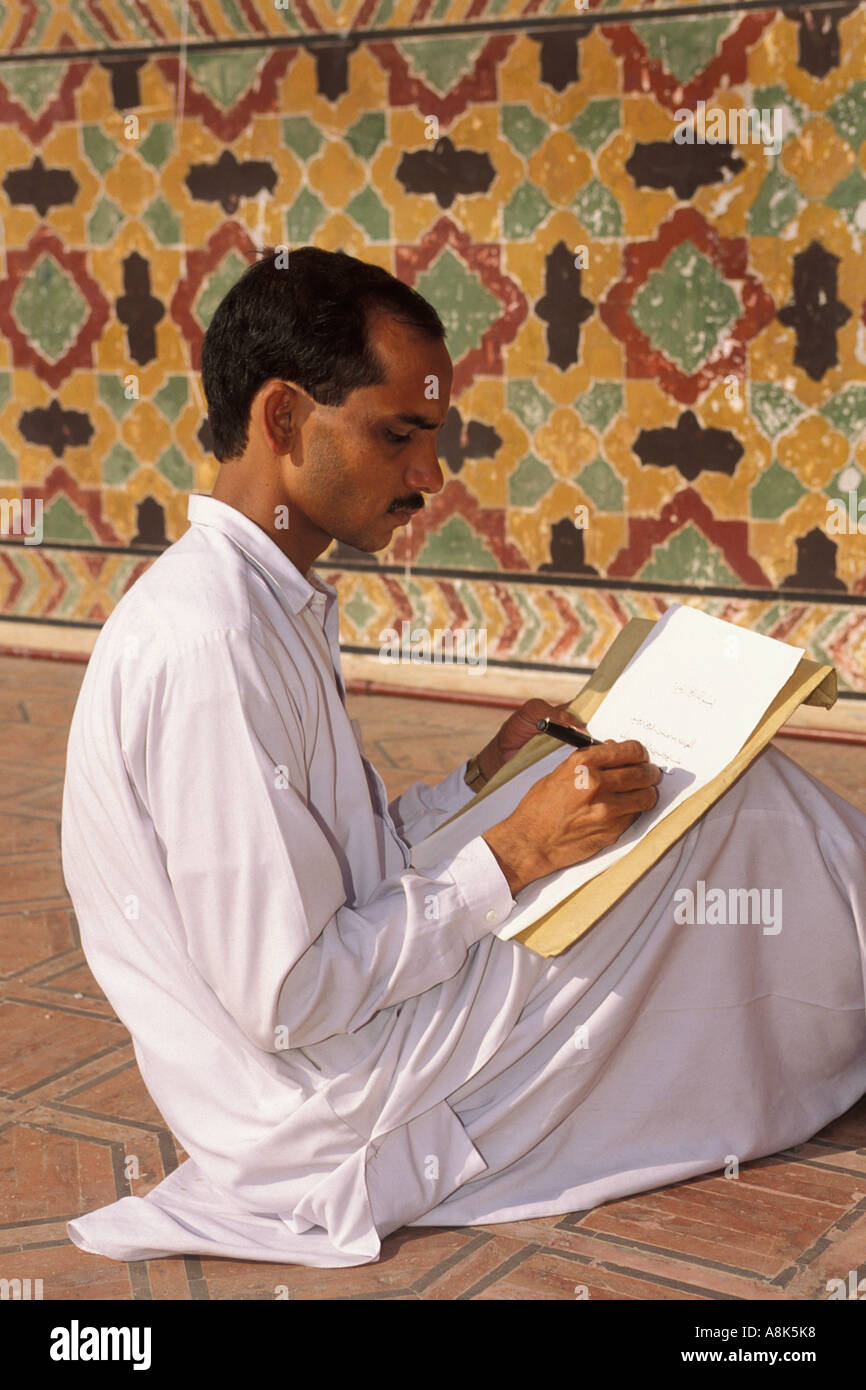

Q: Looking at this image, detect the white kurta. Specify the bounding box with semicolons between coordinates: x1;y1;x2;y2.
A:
61;494;866;1266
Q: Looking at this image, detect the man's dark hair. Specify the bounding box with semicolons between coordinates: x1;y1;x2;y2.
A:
201;246;446;462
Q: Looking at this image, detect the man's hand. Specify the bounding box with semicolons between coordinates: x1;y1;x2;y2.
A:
483;739;661;897
475;698;593;783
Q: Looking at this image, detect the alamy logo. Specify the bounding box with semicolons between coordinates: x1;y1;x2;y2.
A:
0;1277;43;1299
379;621;487;672
0;497;43;545
673;880;782;935
49;1320;152;1370
674;100;782;157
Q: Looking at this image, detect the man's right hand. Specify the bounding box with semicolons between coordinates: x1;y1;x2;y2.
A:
482;740;661;898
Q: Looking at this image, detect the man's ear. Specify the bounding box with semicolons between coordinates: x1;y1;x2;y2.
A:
261;381;298;454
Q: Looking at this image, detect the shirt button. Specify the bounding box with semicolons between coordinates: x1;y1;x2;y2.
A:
485;909;498;923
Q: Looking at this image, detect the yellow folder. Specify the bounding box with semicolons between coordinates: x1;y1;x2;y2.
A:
441;616;837;958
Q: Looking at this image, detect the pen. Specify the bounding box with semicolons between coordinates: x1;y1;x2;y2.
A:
536;717;605;749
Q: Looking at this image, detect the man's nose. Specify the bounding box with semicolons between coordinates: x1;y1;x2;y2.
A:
405;441;445;496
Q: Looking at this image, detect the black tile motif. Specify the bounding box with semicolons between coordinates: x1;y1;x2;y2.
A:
130;497;168;548
186;149;277;215
777;241;851;381
437;406;502;474
626;141;745;200
782;528;847;591
311;39;359;102
535;241;593;371
528;24;591;92
116;252;165;367
18;399;94;459
98;57;147;110
3;156;78;218
538;517;599;575
633;410;744;481
791;3;859;79
396;138;495;210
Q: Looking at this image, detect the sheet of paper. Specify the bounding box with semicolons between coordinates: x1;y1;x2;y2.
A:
410;604;804;940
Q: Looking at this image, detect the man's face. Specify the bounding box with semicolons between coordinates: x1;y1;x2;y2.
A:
279;311;453;555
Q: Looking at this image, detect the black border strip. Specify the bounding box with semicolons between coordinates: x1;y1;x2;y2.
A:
1;540;864;608
0;2;854;66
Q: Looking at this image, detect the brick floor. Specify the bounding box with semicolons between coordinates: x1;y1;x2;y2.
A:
1;652;865;1301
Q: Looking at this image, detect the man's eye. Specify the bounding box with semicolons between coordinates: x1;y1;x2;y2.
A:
384;428;411;444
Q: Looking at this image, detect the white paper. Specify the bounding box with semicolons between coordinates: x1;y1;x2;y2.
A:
410;605;804;940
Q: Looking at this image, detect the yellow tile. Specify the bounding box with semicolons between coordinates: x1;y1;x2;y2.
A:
777;413;848;488
529;130;592;207
307;139;366;204
782;116;855;198
534;406;598;481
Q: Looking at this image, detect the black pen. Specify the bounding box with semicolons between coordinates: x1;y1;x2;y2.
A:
536;717;605;749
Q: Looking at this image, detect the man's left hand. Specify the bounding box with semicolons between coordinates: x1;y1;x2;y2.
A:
475;699;591;783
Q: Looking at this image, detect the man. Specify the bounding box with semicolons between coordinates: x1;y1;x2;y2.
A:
62;247;866;1267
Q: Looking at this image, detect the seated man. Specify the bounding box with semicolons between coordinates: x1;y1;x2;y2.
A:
61;247;866;1267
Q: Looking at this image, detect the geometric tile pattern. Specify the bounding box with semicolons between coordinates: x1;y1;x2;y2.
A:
2;4;866;694
2;653;865;1299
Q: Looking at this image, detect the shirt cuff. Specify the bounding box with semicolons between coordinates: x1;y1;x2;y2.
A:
444;832;517;945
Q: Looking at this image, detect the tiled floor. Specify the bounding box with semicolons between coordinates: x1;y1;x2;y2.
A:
1;652;865;1301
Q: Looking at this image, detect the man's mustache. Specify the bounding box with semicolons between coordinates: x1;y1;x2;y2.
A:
388;496;425;512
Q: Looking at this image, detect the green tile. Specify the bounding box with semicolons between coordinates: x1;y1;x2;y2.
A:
415;249;500;362
638;523;740;586
98;374;137;422
821;384;866;441
12;255;87;362
630;241;739;375
345;112;386;161
750;460;806;519
416;514;498;568
0;439;16;482
507;379;554;432
194;249;249;331
82;123;120;175
347;185;390;241
825;166;866;232
569;100;620;155
143;195;182;245
282;116;323;162
748;165;803;236
41;495;96;543
2;61;66;116
578;456;623;512
103;442;138;485
399;37;486;98
0;374;11;412
138;121;174;170
187;49;265;109
632;17;733;85
573;178;621;237
156;443;194;489
750;382;803;439
508;452;554;507
344;589;377;630
502;104;548;157
88;196;124;245
577;382;622;433
827;82;866;153
503;181;551;240
154;376;190;423
286;188;325;243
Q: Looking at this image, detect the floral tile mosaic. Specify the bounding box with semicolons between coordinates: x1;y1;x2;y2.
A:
1;1;865;694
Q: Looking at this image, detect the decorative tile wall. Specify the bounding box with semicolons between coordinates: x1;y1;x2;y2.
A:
1;1;865;696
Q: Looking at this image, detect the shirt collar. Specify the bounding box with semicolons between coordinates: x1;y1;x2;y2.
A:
186;494;337;615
